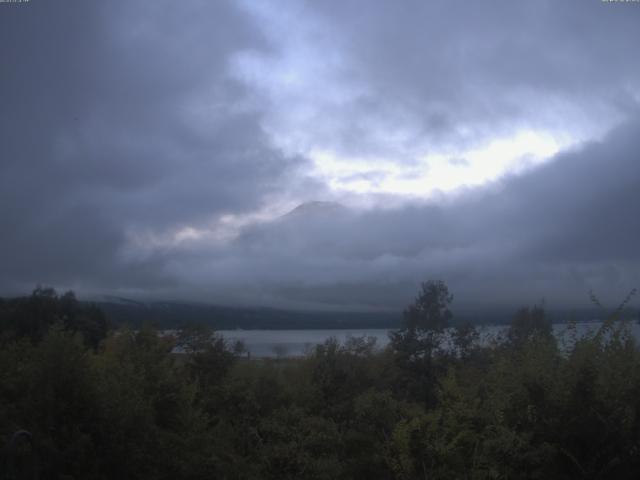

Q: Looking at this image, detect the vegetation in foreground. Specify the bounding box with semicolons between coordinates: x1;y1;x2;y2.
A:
2;283;640;479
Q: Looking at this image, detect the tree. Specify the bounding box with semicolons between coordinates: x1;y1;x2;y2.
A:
0;287;108;348
389;280;453;405
390;280;453;357
451;322;479;359
177;324;239;395
507;304;551;348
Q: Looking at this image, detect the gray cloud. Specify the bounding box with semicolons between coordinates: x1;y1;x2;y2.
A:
1;1;639;313
240;0;640;159
0;0;314;292
161;116;640;311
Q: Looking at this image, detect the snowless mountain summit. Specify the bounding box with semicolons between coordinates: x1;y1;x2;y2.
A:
282;201;348;220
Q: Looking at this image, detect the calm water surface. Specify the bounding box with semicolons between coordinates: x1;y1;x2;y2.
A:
217;321;640;358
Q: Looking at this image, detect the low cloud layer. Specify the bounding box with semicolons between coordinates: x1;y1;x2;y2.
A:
143;116;640;311
1;1;639;312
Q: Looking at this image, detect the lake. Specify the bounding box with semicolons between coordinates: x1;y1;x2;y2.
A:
217;321;640;358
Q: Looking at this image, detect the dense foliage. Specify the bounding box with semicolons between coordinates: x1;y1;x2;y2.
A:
2;283;640;479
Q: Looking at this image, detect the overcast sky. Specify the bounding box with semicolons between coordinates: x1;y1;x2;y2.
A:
1;0;639;311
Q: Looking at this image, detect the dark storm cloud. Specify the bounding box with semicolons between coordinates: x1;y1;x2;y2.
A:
176;116;640;310
1;0;639;311
0;0;310;292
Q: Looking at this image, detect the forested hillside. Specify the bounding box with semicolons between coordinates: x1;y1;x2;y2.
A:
96;298;401;330
2;283;640;479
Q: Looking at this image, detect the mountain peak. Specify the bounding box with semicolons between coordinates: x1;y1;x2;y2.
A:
285;201;347;218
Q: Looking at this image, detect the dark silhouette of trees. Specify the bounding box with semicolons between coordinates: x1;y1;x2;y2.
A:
507;304;552;348
389;280;453;405
2;283;640;479
0;286;108;348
